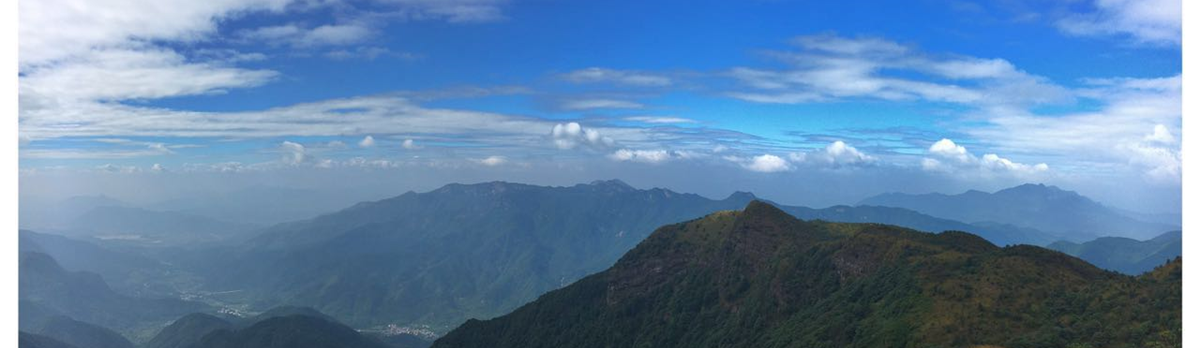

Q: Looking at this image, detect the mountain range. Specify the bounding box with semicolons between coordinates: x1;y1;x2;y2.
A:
1048;231;1182;275
860;183;1178;241
19;180;1181;346
433;201;1181;348
18;250;206;342
197;180;1082;333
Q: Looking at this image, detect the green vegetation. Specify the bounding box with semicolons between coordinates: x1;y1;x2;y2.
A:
214;180;759;331
190;314;391;348
433;201;1181;348
26;316;133;348
145;313;233;348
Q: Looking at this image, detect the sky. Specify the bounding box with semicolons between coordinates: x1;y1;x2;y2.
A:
17;0;1183;213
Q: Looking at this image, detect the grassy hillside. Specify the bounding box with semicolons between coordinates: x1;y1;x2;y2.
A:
434;201;1180;348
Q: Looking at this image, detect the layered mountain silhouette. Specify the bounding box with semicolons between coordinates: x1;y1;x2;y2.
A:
860;183;1178;241
19;331;79;348
213;180;759;331
1049;230;1182;275
781;205;1057;246
18;251;205;340
65;206;258;246
21;316;134;348
146;307;400;348
433;201;1180;348
18;230;178;297
206;180;1059;332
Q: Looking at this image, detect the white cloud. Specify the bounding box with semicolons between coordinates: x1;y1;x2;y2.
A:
928;138;972;164
1057;0;1181;45
280;141;307;165
921;138;1048;176
476;155;507;166
551;122;615;150
1145;124;1176;144
967;75;1180;184
792;140;874;167
1117;125;1181;184
561;67;672;86
382;0;510;23
240;23;374;47
359;135;377;148
560;99;644;110
727;35;1070;107
325;47;418;61
608;149;671;164
18;0;290;67
727;154;792;173
401;138;422;149
20;47;277;103
96;164;145;174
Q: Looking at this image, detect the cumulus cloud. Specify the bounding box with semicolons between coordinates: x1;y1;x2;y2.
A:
476;155;507;166
280;141;307;165
1121;125;1181;184
921;138;1048;175
551;122;615;150
608;149;671;164
401;138;422;149
1057;0;1180;45
967;75;1180;184
359;135;376;148
726;154;792;173
790;141;874;167
561;67;671;86
1145;124;1176;144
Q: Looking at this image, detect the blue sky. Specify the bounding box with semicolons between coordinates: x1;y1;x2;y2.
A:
17;0;1183;212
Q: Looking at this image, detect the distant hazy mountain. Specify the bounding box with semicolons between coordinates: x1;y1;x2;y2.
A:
18;251;205;337
781;205;1059;246
214;180;758;332
1048;231;1182;275
18;230;175;296
60;206;259;246
19;331;78;348
19;195;131;231
859;183;1177;241
156;186;390;226
26;316;134;348
433;202;1180;348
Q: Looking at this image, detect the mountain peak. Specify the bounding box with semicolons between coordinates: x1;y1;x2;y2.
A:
742;200;783;216
588;179;634;190
726;191;757;201
997;183;1067;194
